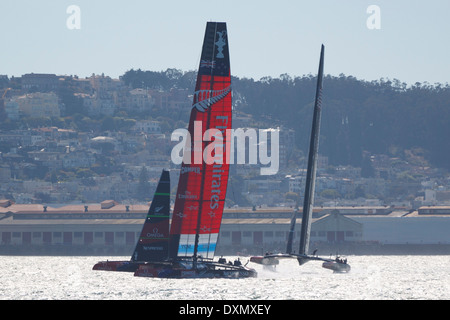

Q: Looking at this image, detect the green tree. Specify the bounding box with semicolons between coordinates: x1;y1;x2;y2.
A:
320;189;341;199
284;191;299;203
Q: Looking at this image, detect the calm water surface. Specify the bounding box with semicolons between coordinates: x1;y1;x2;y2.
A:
0;255;448;300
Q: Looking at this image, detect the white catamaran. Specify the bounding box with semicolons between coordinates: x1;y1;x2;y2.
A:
250;45;351;273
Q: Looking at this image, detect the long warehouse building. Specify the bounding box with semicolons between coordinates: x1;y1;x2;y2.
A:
1;200;449;255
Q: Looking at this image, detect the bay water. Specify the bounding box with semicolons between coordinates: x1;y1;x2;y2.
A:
0;255;448;300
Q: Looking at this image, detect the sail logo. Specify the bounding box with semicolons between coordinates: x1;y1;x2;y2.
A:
176;212;186;219
154;206;164;213
200;60;216;69
207;210;216;218
143;246;164;251
210;164;223;210
215;31;227;58
146;228;164;238
181;167;200;174
200;226;211;233
317;88;323;110
178;191;198;200
192;86;231;112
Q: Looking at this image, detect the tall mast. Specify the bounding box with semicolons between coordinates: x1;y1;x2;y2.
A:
193;23;219;261
298;44;325;257
168;22;232;262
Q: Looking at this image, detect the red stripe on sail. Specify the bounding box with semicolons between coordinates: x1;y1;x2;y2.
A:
169;22;231;259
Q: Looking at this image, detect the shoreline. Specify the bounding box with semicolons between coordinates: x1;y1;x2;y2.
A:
1;243;450;256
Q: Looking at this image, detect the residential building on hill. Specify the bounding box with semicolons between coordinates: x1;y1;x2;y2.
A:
7;92;60;118
21;73;58;92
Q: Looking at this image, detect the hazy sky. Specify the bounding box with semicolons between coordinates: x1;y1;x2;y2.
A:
1;0;449;85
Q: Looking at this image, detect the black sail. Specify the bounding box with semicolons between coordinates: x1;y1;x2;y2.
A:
298;45;325;259
131;169;170;262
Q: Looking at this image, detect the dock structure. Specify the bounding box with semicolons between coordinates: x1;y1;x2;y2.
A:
1;201;450;255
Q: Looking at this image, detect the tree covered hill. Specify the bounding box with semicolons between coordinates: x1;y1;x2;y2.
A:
122;69;450;171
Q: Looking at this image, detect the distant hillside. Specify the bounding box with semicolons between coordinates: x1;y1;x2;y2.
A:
122;69;450;170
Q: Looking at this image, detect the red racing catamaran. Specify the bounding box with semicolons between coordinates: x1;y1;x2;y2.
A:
94;22;257;279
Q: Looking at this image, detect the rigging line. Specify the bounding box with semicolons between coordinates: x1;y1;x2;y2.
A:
205;22;221;258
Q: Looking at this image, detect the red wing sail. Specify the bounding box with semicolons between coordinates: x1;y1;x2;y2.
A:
169;22;232;260
131;169;170;262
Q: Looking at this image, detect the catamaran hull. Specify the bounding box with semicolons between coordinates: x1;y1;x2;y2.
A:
249;256;280;266
134;263;257;279
322;261;351;273
92;261;141;272
250;253;351;273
